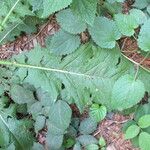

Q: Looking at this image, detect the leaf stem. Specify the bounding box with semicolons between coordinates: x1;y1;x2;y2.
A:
0;60;92;78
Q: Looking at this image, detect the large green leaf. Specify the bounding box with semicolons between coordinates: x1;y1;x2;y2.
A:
138;115;150;129
138;19;150;52
5;43;149;111
139;132;150;150
115;13;138;36
111;74;145;110
47;100;72;135
56;9;87;34
0;113;34;150
10;84;35;104
46;131;64;150
77;135;98;146
49;30;80;55
125;125;140;139
71;0;98;26
88;17;121;48
133;0;149;9
79;117;97;134
42;0;72;18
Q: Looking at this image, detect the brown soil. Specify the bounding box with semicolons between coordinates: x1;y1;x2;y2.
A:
94;113;139;150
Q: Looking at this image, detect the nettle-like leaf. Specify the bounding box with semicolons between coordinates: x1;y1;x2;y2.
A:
77;135;98;146
79;117;97;134
138;115;150;129
10;84;35;104
71;0;98;26
41;100;71;149
111;74;145;111
46;131;64;150
114;13;139;36
138;19;150;52
13;45;62;101
47;100;72;135
139;132;150;150
88;17;121;49
7;43;149;111
125;125;140;139
48;30;81;55
0;113;34;150
42;0;72;18
56;9;87;34
130;9;147;25
133;0;150;9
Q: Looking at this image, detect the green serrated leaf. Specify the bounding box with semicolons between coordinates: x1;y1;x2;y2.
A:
71;0;98;26
73;142;81;150
42;0;72;18
47;100;72;135
88;17;121;48
46;131;64;150
139;132;150;150
86;144;99;150
35;115;46;133
89;104;107;122
138;19;150;52
4;43;149;112
56;9;87;34
0;113;34;150
125;125;140;139
133;0;149;9
49;30;81;55
130;9;147;25
77;135;98;146
115;13;138;36
10;84;35;104
138;115;150;128
111;74;145;110
79;117;97;134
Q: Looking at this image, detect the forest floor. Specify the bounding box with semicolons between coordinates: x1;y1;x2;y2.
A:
0;0;149;149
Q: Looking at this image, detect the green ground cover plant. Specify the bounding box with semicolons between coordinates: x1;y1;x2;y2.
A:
0;0;150;149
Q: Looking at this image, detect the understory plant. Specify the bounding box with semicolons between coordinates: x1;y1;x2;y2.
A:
0;0;150;150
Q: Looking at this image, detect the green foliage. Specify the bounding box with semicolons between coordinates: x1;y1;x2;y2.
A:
0;0;150;149
48;30;81;55
88;17;121;48
111;74;145;110
79;117;97;134
85;144;99;150
71;0;98;26
125;125;140;139
89;104;107;122
139;132;150;150
114;13;138;36
123;101;150;149
138;115;150;128
138;19;150;52
56;9;87;34
42;0;72;18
